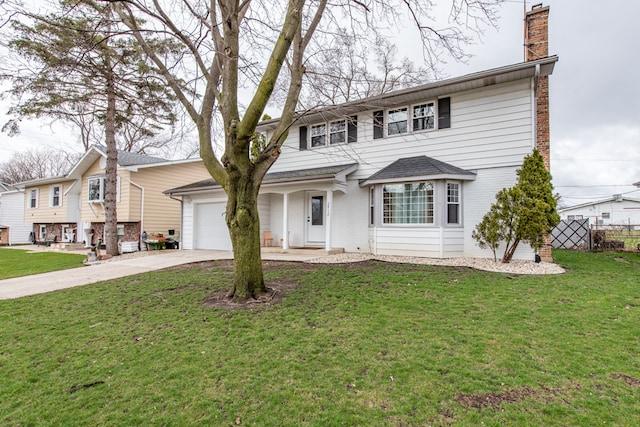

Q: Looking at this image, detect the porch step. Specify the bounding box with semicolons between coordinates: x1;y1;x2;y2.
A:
261;247;344;256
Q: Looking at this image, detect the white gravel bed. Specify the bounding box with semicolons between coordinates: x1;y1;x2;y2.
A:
306;252;565;275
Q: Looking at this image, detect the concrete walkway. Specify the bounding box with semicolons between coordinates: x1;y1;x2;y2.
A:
0;249;324;300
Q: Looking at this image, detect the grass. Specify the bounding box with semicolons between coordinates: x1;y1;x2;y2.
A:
1;250;639;425
0;248;86;279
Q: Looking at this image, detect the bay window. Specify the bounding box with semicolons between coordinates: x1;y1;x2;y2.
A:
383;182;434;224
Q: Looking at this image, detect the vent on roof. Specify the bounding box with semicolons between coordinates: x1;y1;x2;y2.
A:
613;194;623;202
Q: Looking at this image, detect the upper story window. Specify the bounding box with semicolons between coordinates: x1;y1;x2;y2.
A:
447;182;460;224
387;108;408;135
382;182;434;224
311;124;326;147
88;177;105;202
300;116;358;150
88;176;120;203
50;185;62;207
329;120;346;145
601;212;610;219
29;189;38;209
373;97;450;139
413;103;435;131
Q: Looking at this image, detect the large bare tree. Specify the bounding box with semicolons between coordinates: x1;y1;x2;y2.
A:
111;0;502;301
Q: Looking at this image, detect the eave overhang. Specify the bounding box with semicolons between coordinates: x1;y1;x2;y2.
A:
165;164;359;197
257;56;558;131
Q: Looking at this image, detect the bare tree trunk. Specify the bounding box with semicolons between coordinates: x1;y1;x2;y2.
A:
225;174;265;301
104;66;119;256
502;238;520;263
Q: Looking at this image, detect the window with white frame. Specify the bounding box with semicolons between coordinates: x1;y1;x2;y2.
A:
310;124;326;147
601;212;610;219
383;182;434;224
29;189;38;209
447;182;460;224
369;187;375;226
329;120;346;145
387;108;408;135
50;185;62;207
88;177;105;202
412;103;435;131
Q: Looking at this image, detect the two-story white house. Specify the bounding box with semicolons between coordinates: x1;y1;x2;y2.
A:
166;5;557;261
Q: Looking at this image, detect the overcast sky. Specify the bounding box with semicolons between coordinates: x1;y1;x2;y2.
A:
1;0;638;206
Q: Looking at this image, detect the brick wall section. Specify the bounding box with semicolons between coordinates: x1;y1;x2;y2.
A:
89;222;140;246
526;4;553;261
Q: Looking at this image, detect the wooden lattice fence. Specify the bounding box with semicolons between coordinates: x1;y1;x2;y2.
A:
551;219;591;250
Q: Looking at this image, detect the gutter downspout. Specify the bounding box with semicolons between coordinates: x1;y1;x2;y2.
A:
531;63;540;149
168;193;183;250
129;180;144;248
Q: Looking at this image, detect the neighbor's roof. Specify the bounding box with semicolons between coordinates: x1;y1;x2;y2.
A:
165;163;358;195
558;196;640;212
257;56;558;131
359;156;476;186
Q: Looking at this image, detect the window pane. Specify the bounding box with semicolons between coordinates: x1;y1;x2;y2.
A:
388;108;408;135
329;120;346;144
447;183;460;224
311;196;323;225
383;182;433;224
89;178;102;201
311;124;326;147
413;103;435;131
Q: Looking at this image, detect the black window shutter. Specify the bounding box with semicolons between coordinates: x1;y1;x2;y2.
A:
347;115;358;143
373;110;384;139
438;97;451;129
299;126;308;151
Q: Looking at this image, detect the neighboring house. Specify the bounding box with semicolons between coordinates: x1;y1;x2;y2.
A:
18;145;209;247
0;181;32;245
165;5;556;261
558;196;640;228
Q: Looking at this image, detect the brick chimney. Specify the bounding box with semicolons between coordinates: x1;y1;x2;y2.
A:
525;4;550;172
525;4;549;61
525;4;553;262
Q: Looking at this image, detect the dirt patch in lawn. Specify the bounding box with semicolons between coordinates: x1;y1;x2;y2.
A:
611;374;640;387
455;386;560;410
202;260;309;310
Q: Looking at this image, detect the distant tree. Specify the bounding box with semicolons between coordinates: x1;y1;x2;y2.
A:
473;150;560;263
296;33;432;108
1;0;179;256
0;147;80;184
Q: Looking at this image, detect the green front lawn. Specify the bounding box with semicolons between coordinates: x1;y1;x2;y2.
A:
0;248;86;280
1;250;639;425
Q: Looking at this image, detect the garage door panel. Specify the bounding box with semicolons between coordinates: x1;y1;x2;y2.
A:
195;203;232;250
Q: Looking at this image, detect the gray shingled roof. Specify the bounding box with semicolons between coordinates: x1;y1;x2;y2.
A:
361;156;475;185
94;145;167;166
165;163;358;194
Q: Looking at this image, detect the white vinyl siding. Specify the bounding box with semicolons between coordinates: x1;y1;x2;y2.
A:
369;227;465;258
270;80;533;178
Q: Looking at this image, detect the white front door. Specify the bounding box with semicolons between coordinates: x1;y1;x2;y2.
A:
306;192;325;244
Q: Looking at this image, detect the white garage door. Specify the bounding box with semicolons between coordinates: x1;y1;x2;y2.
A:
194;202;232;250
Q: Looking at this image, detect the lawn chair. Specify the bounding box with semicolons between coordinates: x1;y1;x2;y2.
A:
263;230;274;247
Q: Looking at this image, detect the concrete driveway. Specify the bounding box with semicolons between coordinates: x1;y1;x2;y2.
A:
0;249;323;300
